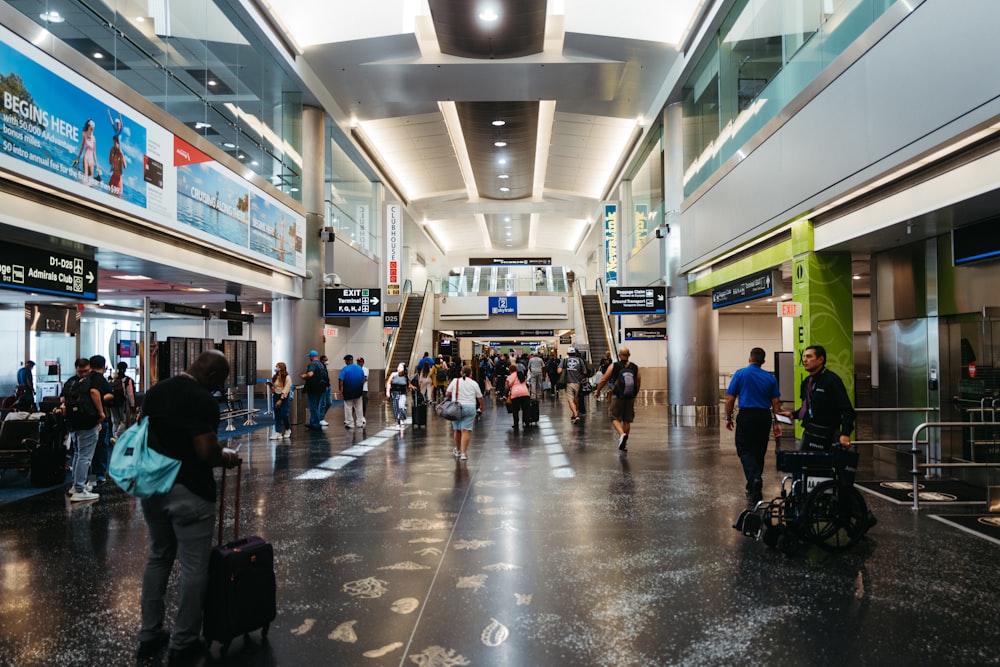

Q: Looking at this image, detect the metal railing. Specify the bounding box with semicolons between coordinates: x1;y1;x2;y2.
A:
910;421;1000;511
852;406;939;447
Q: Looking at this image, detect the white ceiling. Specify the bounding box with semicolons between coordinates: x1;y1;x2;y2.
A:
273;0;698;254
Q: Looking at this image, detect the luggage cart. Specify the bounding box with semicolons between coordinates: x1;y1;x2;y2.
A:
734;447;875;553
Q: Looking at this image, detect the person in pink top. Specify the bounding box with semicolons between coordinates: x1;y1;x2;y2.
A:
505;362;531;431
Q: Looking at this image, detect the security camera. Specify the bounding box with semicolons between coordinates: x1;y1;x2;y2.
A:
323;273;342;287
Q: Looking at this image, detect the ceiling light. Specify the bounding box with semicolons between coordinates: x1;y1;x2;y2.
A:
182;287;210;292
93;52;103;59
498;158;507;165
504;217;510;222
290;187;299;192
135;16;145;23
479;9;499;21
494;140;507;147
40;11;64;23
222;142;236;148
208;80;217;87
492;120;506;127
195;122;211;129
251;160;259;166
499;186;510;192
498;174;509;179
114;274;152;281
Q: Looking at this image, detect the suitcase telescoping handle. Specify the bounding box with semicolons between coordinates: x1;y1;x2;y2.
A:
217;461;243;546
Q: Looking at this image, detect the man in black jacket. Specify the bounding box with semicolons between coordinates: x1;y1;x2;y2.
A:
787;345;855;451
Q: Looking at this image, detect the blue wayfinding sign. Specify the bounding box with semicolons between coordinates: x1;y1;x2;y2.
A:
488;296;517;315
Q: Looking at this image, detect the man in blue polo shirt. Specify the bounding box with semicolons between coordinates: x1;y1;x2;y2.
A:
725;347;783;508
338;354;366;429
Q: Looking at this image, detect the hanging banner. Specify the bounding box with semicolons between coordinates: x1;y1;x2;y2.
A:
604;203;618;286
386;203;401;295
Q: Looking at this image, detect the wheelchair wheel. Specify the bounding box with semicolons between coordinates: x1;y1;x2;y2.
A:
801;480;869;551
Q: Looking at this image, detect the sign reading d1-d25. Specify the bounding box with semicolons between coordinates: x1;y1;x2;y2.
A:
0;242;98;300
324;288;382;316
608;286;666;315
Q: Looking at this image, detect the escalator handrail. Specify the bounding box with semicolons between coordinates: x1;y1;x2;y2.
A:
589;278;618;359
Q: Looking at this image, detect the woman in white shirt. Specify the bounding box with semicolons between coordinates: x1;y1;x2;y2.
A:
445;365;484;461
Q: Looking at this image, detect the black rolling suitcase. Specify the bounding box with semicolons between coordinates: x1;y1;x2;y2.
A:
31;413;65;487
203;463;276;656
412;394;428;428
524;399;540;425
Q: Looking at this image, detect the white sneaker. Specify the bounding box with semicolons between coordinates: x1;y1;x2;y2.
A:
320;420;329;426
282;430;291;438
460;453;468;461
269;431;282;440
71;490;99;502
453;449;460;458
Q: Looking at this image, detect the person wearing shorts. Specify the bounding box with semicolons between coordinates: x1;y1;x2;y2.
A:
445;365;484;462
595;348;641;452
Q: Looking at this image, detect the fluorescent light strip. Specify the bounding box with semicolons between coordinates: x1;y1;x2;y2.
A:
533;101;556;198
439;101;480;199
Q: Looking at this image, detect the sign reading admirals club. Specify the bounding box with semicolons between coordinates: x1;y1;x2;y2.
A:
324;288;382;316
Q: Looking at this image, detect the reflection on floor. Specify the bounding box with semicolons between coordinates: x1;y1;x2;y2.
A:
2;395;1000;666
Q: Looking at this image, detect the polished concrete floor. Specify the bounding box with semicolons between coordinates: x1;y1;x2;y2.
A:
2;394;1000;666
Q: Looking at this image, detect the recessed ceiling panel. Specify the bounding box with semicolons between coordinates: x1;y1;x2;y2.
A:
456;101;538;200
429;0;546;59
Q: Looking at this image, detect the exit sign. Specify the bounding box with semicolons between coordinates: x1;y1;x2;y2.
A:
778;301;802;317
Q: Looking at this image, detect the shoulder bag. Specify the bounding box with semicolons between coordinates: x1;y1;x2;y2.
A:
108;417;182;497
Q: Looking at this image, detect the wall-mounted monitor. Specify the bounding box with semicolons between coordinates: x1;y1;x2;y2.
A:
954;216;1000;265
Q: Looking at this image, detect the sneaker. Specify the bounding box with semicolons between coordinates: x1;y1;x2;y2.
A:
270;431;282;440
460;453;468;461
571;416;580;424
283;430;291;438
453;449;460;458
345;423;353;429
618;433;629;451
70;490;99;502
67;483;93;497
320;420;329;426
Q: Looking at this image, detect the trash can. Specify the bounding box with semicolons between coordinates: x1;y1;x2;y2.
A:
292;385;307;425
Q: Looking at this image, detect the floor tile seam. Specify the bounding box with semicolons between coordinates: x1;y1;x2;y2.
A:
397;452;484;665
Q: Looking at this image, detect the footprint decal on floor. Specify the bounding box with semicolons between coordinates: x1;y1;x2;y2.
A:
363;642;403;658
328;620;358;643
290;618;315;635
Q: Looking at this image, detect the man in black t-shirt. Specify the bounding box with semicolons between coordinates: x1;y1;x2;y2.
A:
136;350;239;662
87;355;115;486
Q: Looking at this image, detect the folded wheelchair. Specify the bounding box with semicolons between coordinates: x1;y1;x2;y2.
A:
734;446;875;553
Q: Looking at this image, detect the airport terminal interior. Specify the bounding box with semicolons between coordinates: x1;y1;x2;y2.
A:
3;0;1000;664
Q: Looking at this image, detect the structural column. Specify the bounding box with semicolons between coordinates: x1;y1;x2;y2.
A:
790;221;854;430
273;105;326;379
663;103;719;425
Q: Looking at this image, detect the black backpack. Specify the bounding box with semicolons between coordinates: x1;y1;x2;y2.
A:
110;376;130;407
436;367;448;383
63;375;100;429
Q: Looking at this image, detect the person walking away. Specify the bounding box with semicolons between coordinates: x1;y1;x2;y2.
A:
357;357;370;417
446;365;484;461
339;355;366;429
300;350;329;430
135;350;240;662
110;361;137;438
61;358;103;502
269;362;292;439
505;362;531;430
596;347;642;452
725;347;783;507
432;357;449;401
527;351;545;399
318;355;333;426
418;364;434;406
16;360;35;404
386;363;413;431
87;355;115;487
416;351;433;374
780;344;855;452
546;353;560;399
558;347;588;424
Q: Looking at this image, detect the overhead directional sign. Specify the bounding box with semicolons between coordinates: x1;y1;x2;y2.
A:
712;270;778;309
383;311;400;328
0;242;98;300
488;296;517;315
625;327;666;340
608;286;666;315
325;288;382;316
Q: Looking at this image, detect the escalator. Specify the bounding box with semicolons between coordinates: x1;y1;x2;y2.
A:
580;293;612;364
388;294;424;371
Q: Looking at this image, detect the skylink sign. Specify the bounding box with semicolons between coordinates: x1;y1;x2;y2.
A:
712;270;778;309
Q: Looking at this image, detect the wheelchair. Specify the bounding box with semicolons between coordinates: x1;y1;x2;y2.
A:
734;445;874;553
